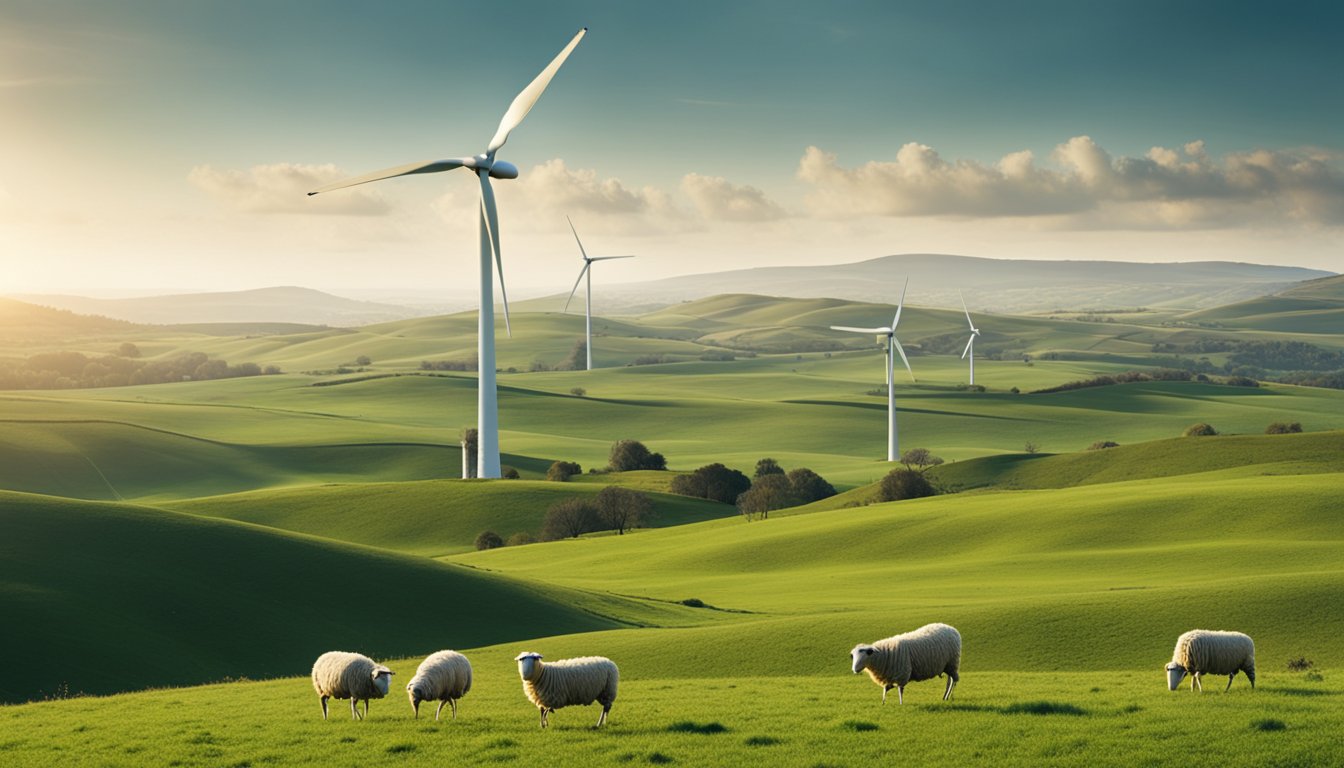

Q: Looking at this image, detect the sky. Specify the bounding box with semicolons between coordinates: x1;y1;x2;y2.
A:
2;0;1341;300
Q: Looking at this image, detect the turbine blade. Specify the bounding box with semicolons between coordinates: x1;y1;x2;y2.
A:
487;27;588;154
564;262;590;313
589;255;635;261
892;336;914;381
892;276;909;328
307;158;467;195
566;215;589;260
961;335;974;359
478;172;511;337
959;290;975;331
831;325;890;334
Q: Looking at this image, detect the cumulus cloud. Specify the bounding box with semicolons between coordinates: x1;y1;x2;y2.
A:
188;163;391;215
798;137;1344;228
681;173;786;221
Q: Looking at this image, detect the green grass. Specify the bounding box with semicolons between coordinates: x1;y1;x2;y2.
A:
1;667;1337;767
168;479;736;557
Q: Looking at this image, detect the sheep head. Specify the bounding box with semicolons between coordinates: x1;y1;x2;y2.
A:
372;665;394;697
850;645;877;675
1165;662;1187;691
515;652;544;681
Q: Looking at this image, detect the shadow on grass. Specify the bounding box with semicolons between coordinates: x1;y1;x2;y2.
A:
926;701;1089;717
1270;687;1335;698
666;721;728;735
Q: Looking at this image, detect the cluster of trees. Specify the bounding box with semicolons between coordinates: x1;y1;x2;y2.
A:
670;457;837;520
541;486;655;539
0;348;278;390
1265;421;1303;434
607;440;667;472
420;359;478;371
1031;369;1192;394
873;448;945;503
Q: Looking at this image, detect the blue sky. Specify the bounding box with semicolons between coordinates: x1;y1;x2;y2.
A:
2;0;1340;297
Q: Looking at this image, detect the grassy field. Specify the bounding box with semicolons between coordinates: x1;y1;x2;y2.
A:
2;290;1342;765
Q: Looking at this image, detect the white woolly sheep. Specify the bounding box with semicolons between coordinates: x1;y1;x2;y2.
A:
850;623;961;704
1165;629;1256;692
407;650;473;720
311;651;394;720
515;651;619;728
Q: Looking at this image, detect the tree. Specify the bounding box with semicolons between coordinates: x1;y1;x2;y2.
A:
736;474;797;520
1023;441;1040;454
355;355;372;366
507;531;537;546
899;448;944;472
570;386;587;397
1183;423;1218;437
558;339;587;371
787;468;836;503
1265;422;1303;434
474;530;504;550
596;486;653;534
876;468;937;502
754;458;785;478
541;498;601;540
608;439;666;471
546;460;583;481
669;463;751;504
1087;441;1120;450
117;342;141;358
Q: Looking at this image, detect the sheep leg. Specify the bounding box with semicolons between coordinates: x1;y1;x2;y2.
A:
1246;667;1256;689
350;698;360;720
435;700;447;721
451;699;459;719
363;699;370;719
882;684;892;704
539;708;549;729
1225;673;1236;692
596;704;610;728
943;675;955;701
320;695;330;720
1193;674;1203;693
898;685;905;705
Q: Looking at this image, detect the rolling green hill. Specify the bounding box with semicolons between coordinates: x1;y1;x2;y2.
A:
1178;274;1344;333
0;489;690;704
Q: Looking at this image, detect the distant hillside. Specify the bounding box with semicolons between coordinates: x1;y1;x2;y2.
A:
1178;274;1344;333
8;286;427;327
0;297;141;347
590;254;1333;314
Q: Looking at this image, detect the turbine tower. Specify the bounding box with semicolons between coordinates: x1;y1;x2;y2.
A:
831;278;915;462
563;216;634;370
309;28;587;479
959;291;981;386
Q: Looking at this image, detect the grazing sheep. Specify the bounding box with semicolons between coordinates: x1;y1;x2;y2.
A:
515;652;619;728
850;623;961;704
311;651;394;720
407;650;473;720
1166;630;1256;692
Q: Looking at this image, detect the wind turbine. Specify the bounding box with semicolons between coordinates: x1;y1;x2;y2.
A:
563;216;634;370
831;278;915;462
959;291;981;386
308;28;587;479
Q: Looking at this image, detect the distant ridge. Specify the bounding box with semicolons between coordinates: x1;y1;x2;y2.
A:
7;286;428;327
589;254;1334;314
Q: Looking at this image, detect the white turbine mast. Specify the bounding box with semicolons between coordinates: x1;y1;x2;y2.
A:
309;27;588;479
959;290;981;386
563;216;634;370
830;277;915;462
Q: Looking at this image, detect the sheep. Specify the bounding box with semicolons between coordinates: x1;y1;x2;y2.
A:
850;623;961;705
311;651;394;720
515;651;618;728
1165;630;1256;692
406;650;473;720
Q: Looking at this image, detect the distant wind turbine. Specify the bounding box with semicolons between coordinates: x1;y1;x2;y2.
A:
831;278;915;462
563;216;634;370
959;291;981;386
308;28;587;479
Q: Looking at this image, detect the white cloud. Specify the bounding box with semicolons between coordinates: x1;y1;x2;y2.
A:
798;137;1344;228
188;163;391;215
680;173;786;221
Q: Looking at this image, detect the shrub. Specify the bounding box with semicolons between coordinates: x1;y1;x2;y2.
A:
876;468;937;502
1087;441;1119;450
595;486;653;534
541;498;600;540
1225;375;1260;387
1286;657;1314;672
355;355;372;366
506;531;537;547
899;448;944;472
474;530;503;551
570;386;586;397
608;439;666;471
500;466;520;479
670;463;751;504
1265;422;1303;434
1183;423;1218;437
546;460;582;482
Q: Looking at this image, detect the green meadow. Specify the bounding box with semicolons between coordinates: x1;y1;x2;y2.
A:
1;290;1342;765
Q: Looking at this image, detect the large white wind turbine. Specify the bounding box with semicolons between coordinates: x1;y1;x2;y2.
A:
308;28;587;479
831;278;915;462
959;291;981;386
563;216;634;370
